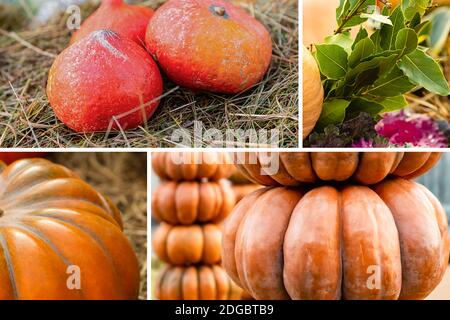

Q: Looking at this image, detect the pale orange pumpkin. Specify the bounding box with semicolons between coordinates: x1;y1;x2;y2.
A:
237;152;441;186
155;265;242;300
152;180;235;225
222;179;450;300
152;152;234;182
153;223;222;265
302;47;324;139
0;159;139;300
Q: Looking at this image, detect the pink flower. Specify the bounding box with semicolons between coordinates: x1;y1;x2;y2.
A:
376;111;448;148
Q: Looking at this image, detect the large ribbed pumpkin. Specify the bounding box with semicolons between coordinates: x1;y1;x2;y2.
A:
237;152;441;186
302;47;323;139
152;180;235;225
152;152;234;181
155;265;242;300
153;223;222;265
222;179;450;300
0;159;140;300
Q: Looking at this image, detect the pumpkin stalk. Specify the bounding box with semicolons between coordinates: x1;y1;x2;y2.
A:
0;210;4;218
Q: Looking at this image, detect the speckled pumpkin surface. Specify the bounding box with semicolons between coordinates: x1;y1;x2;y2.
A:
145;0;272;94
237;152;441;186
222;179;450;300
0;158;140;300
70;0;154;45
47;30;163;133
155;264;242;300
153;223;222;265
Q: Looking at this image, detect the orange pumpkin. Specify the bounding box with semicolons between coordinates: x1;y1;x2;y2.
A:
152;180;235;225
155;265;242;300
47;30;163;133
232;184;263;203
153;223;222;265
145;0;272;94
70;0;154;45
222;179;450;300
237;152;441;186
152;152;234;182
302;47;324;139
0;159;139;300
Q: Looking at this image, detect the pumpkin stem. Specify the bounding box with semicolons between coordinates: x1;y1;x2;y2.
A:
0;209;3;218
210;5;228;18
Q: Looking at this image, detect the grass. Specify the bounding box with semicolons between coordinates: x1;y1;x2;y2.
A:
48;152;148;300
0;0;299;148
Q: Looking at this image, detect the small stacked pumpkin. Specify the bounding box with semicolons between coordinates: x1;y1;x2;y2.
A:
152;152;242;300
223;152;450;300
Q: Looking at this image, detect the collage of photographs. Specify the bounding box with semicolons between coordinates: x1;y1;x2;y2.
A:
0;0;450;306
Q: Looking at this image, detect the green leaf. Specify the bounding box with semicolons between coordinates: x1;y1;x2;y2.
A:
427;7;450;55
395;28;418;57
346;97;384;117
348;38;375;68
380;6;405;50
365;66;416;96
346;95;407;118
352;27;368;49
316;99;351;129
315;44;348;79
414;20;432;43
324;33;354;55
401;0;431;21
377;95;408;112
346;54;397;84
398;48;450;96
353;67;380;92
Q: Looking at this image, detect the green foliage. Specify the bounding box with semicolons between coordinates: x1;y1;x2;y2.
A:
312;0;449;132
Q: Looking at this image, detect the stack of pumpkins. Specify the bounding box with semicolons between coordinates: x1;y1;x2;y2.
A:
151;152;242;300
223;152;450;300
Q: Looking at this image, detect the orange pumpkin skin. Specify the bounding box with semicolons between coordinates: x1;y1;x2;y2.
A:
153;223;222;265
222;180;450;300
0;152;47;164
145;0;272;94
152;180;235;225
232;184;263;202
0;159;140;300
70;0;154;46
302;46;324;139
155;265;242;300
237;152;441;186
152;152;234;182
47;30;163;133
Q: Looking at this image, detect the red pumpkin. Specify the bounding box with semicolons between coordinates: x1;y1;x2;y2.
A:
153;223;222;265
155;265;242;300
237;152;441;186
47;29;163;132
0;152;47;164
145;0;272;94
222;179;450;300
0;159;139;300
70;0;154;45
